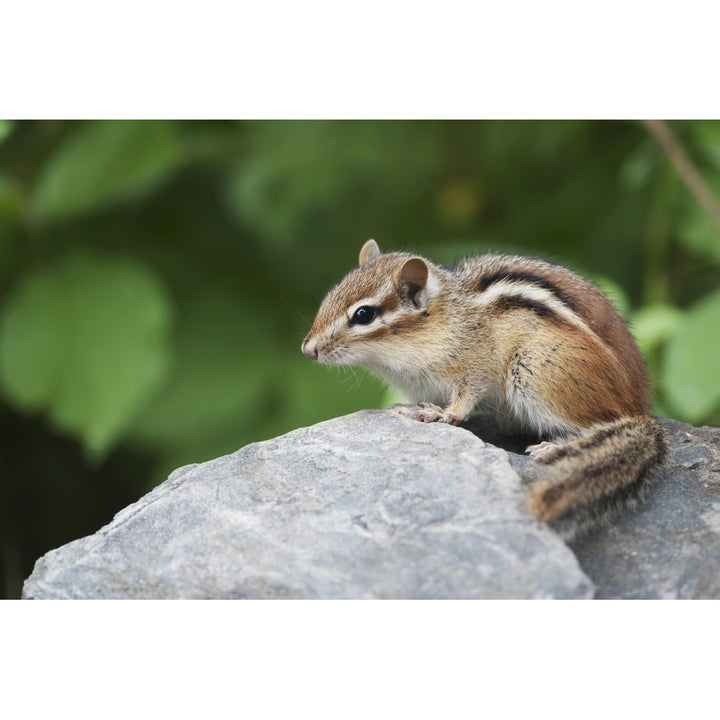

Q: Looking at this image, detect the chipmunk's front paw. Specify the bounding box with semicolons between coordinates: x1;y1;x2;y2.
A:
416;402;447;423
393;402;444;423
437;410;468;426
393;402;466;425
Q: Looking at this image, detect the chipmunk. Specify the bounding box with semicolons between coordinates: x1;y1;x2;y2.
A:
301;239;667;539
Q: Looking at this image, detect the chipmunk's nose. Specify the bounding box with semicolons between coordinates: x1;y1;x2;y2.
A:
301;336;318;360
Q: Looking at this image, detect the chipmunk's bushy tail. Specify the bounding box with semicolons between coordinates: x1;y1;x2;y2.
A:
527;415;668;540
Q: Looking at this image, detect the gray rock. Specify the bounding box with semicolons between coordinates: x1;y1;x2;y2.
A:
23;409;593;599
23;410;720;600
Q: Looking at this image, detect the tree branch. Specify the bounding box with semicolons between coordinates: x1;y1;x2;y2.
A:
642;119;720;235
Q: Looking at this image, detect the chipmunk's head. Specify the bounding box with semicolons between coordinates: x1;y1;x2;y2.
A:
301;239;441;369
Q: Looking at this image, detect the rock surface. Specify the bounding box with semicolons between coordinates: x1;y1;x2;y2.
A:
23;410;592;599
23;410;720;599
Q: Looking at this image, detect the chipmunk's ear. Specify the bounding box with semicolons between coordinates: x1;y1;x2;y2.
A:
359;239;380;265
397;257;429;306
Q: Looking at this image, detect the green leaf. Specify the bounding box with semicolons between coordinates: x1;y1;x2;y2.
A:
0;120;14;145
33;120;183;220
676;171;720;267
679;204;720;267
630;304;685;356
0;174;23;219
662;289;720;422
619;139;657;191
0;254;173;457
690;121;720;168
589;274;630;319
224;121;444;245
129;284;275;446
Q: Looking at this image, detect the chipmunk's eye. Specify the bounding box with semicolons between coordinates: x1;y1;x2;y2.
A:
350;305;377;325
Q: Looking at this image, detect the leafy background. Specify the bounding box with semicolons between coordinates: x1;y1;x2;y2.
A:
1;120;719;598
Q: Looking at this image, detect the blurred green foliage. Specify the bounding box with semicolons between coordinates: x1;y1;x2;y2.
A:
1;120;719;597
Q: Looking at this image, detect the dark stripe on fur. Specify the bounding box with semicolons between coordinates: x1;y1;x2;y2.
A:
539;420;630;463
356;312;429;342
477;270;579;313
490;294;568;324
